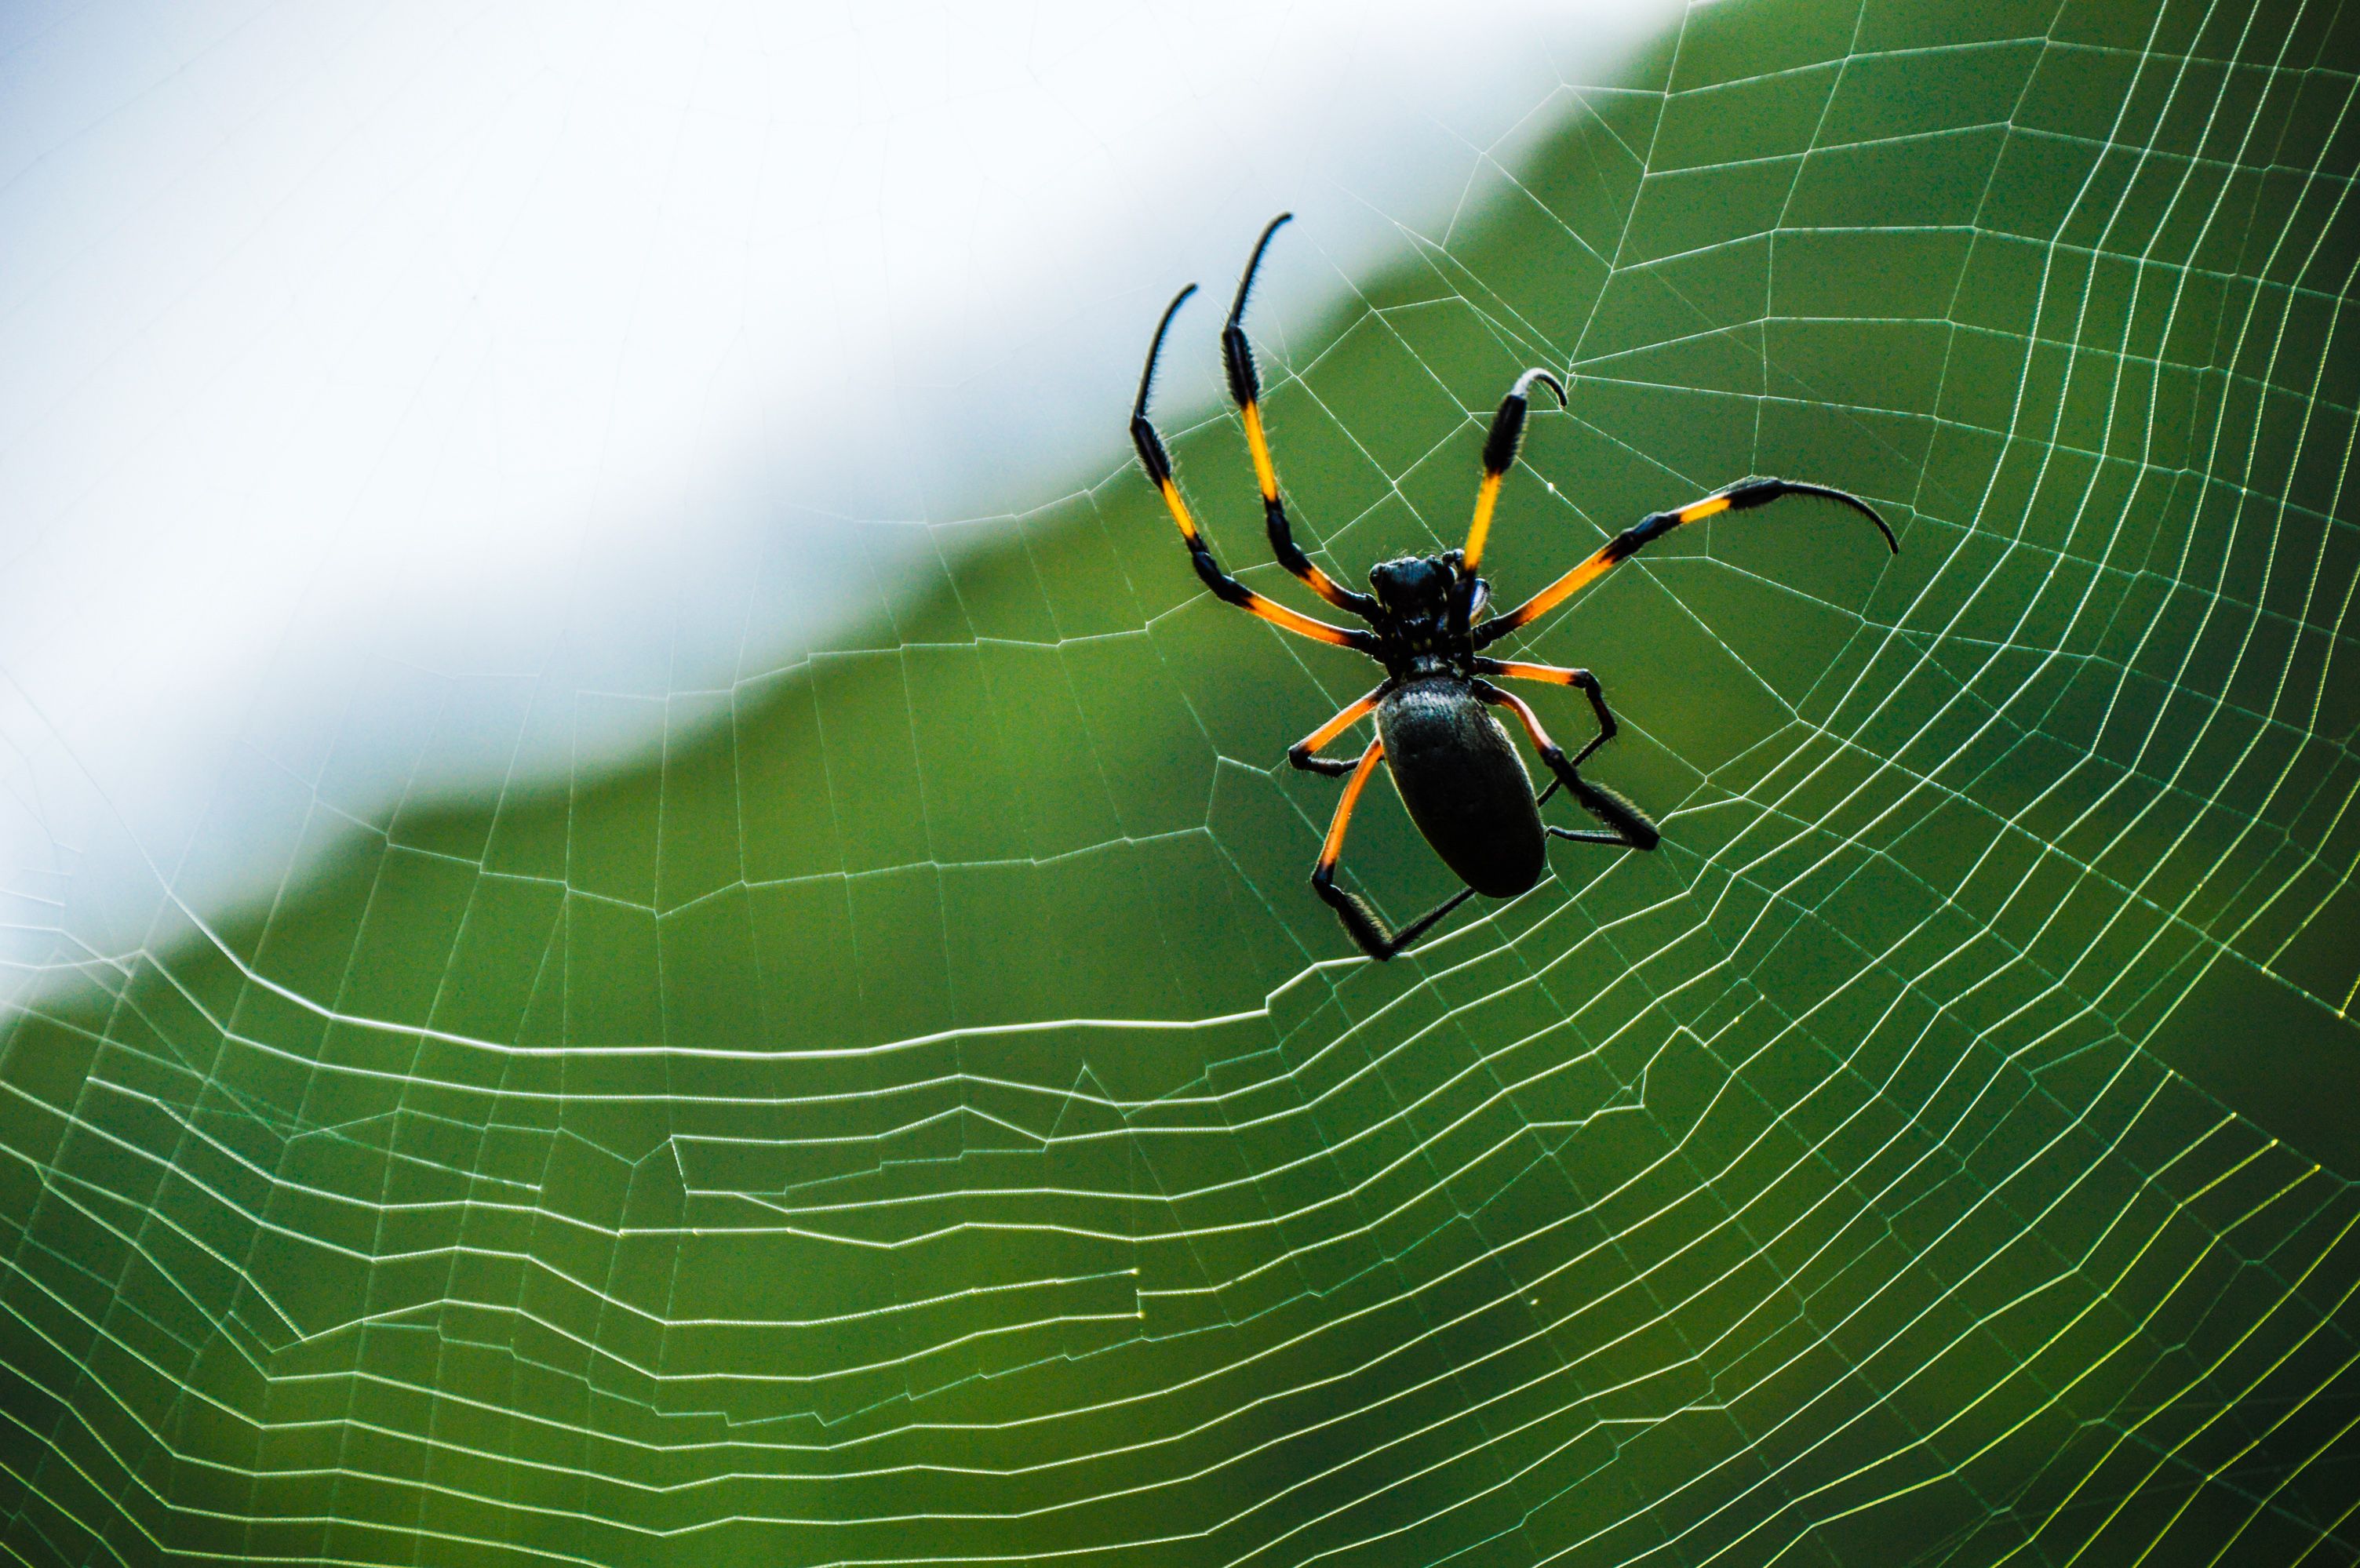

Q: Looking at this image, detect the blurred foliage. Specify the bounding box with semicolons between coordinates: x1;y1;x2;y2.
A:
5;0;2360;1563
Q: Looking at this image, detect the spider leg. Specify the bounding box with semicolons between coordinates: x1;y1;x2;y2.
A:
1287;682;1390;777
1310;737;1477;960
1474;476;1896;648
1223;216;1380;620
1476;680;1658;851
1131;286;1379;654
1460;367;1567;577
1476;658;1617;766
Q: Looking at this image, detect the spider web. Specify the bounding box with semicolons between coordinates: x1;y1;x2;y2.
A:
5;0;2360;1563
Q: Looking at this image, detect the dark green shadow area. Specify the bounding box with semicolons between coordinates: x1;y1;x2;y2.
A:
2151;962;2360;1179
5;0;2360;1563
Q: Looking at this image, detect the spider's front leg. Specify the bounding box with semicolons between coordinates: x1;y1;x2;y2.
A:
1459;368;1567;575
1130;296;1373;653
1309;738;1477;961
1222;215;1380;620
1474;476;1895;647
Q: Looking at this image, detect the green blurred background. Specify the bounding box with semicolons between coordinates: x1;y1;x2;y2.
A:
5;0;2359;1562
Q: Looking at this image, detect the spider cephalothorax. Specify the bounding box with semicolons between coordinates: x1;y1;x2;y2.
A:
1367;554;1454;614
1365;554;1470;675
1131;214;1899;960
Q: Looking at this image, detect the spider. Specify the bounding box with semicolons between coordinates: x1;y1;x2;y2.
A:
1130;215;1899;961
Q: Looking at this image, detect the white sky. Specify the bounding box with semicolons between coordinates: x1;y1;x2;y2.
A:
0;0;1676;1005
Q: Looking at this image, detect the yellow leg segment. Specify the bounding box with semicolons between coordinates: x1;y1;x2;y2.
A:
1290;688;1385;771
1463;472;1504;573
1317;739;1386;873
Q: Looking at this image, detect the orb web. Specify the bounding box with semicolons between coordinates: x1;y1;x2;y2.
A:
3;0;2358;1564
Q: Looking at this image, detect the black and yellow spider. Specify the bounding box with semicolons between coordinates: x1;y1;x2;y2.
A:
1131;216;1899;960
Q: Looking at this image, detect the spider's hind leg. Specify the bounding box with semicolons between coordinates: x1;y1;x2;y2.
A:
1476;679;1659;852
1309;737;1478;960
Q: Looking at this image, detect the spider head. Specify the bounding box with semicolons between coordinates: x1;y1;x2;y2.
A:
1368;555;1455;620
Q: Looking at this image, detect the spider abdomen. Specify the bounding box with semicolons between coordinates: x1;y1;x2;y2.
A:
1376;678;1547;899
